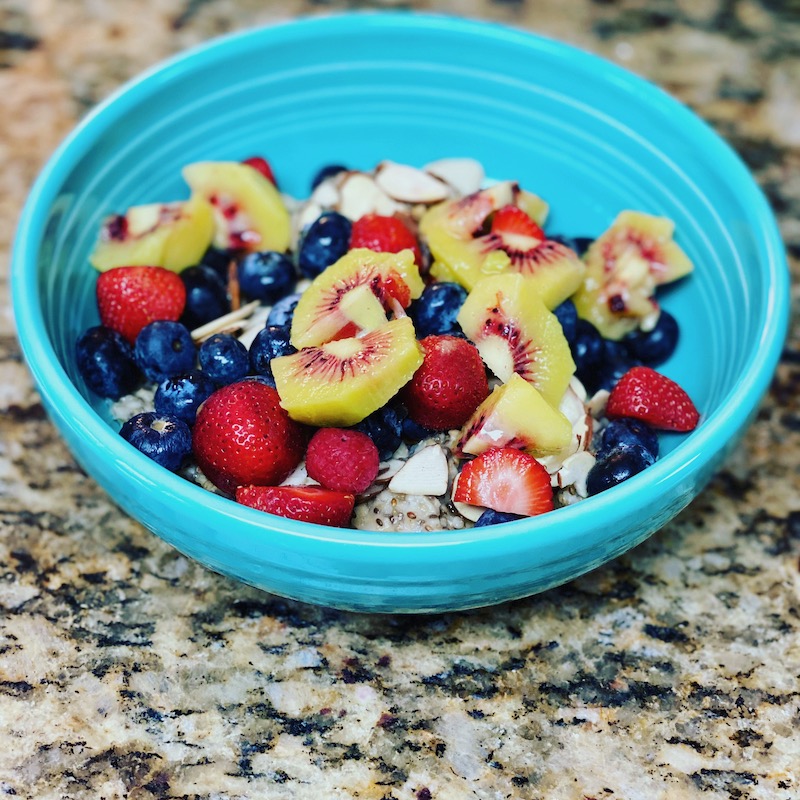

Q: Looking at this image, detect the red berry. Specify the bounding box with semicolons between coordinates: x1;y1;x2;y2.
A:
236;485;354;527
350;213;423;266
402;335;489;431
491;205;545;241
96;266;186;344
453;447;553;517
305;428;380;493
242;155;278;186
192;380;306;493
606;366;700;432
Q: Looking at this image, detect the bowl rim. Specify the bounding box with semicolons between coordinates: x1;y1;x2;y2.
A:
11;12;790;559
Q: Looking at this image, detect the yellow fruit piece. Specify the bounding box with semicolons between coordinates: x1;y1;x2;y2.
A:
573;210;694;339
456;373;573;458
516;189;549;226
291;248;424;349
183;160;291;253
273;317;424;427
89;194;215;273
457;273;575;407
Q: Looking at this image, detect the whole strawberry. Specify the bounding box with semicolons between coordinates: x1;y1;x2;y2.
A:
97;266;186;344
350;213;423;266
192;379;307;493
402;335;489;431
606;366;700;432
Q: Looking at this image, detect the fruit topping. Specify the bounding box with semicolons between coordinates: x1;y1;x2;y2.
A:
453;447;554;517
97;265;187;344
586;444;655;496
236;250;297;304
290;248;424;349
456;273;575;407
198;333;250;386
192;380;307;493
402;335;489;431
408;281;468;338
133;320;196;384
606;366;700;432
183;160;291;253
236;485;355;527
179;264;231;329
473;509;525;527
76;326;142;400
595;417;659;462
374;161;452;205
249;324;297;383
119;412;192;472
572;211;694;339
621;308;679;367
154;371;216;425
272;316;424;427
297;211;352;279
89;194;215;273
311;163;348;191
350;213;423;266
305;427;380;493
456;373;573;458
267;292;302;330
241;155;278;186
353;403;405;461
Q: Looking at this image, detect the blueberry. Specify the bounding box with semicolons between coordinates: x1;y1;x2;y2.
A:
596;417;659;462
180;264;230;329
298;212;352;279
154;371;216;424
249;325;296;378
571;318;605;379
237;250;297;304
548;234;594;256
585;339;642;393
401;415;433;443
311;163;348;190
352;404;405;460
622;309;679;367
119;411;192;472
200;247;235;280
76;326;142;400
199;333;250;385
409;282;468;338
266;292;302;329
553;299;578;345
586;443;654;496
474;509;525;527
134;320;196;383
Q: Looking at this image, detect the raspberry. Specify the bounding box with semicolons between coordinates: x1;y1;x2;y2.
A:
305;427;380;493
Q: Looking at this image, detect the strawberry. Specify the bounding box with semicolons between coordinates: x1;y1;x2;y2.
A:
606;366;700;432
491;205;545;241
96;266;186;344
305;428;380;493
192;380;307;493
350;213;423;266
453;447;553;517
401;335;489;431
236;485;355;527
242;155;278;187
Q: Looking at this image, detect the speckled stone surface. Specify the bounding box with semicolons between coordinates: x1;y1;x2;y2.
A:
1;1;799;798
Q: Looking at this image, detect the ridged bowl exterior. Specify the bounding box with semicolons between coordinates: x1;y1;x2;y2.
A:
12;13;789;612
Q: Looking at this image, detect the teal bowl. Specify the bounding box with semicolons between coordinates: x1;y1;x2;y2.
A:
12;13;789;612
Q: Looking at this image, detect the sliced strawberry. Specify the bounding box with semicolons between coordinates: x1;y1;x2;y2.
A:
491;205;545;241
350;213;423;266
96;265;186;344
236;485;355;527
401;335;489;431
606;366;700;432
453;447;553;517
242;155;278;187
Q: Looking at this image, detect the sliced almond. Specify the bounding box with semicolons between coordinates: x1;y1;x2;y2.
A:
424;158;485;197
310;177;341;208
375;161;451;205
552;450;596;496
191;300;261;343
336;172;404;220
388;444;449;496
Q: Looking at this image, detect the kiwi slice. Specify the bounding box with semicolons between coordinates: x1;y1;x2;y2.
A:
272;317;424;427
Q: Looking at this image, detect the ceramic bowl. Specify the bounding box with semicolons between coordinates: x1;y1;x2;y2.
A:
12;13;789;612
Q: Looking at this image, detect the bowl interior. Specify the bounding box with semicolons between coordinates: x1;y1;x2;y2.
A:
13;13;788;611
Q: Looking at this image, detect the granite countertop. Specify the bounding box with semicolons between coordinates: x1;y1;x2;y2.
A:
1;1;799;798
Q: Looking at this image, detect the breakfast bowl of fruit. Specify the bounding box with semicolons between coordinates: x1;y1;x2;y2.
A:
11;13;789;612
